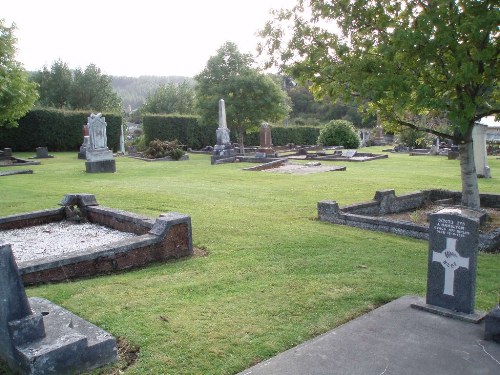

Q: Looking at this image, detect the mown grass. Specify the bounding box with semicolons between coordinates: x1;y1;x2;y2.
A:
1;148;499;374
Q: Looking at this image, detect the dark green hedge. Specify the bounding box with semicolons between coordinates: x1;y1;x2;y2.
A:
141;116;320;149
143;114;217;149
246;126;321;146
0;109;122;152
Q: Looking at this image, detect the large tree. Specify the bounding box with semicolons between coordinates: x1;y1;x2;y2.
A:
70;64;122;112
259;0;499;208
195;42;290;152
0;20;38;127
142;81;195;115
32;59;72;108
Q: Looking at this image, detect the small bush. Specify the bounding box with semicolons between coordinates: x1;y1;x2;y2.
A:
143;139;185;160
317;120;360;148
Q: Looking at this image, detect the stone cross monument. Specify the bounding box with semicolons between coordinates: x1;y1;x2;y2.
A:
212;99;236;164
85;113;116;173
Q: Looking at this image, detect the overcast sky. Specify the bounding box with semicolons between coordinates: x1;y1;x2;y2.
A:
3;0;297;77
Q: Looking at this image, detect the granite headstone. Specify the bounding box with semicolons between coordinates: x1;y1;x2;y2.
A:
0;243;117;374
85;113;116;173
426;208;479;314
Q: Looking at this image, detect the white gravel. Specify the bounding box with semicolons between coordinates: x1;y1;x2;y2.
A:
0;221;137;263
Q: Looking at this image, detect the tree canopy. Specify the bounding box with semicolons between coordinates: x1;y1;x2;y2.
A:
142;81;195;115
260;0;499;208
32;61;122;112
195;42;290;151
0;20;38;128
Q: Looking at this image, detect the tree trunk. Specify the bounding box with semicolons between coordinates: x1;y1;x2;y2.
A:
459;140;481;209
237;128;245;155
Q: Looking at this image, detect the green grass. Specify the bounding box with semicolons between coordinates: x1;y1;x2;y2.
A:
1;148;499;374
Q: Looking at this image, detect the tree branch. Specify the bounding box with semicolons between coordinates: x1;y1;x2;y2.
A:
395;117;455;140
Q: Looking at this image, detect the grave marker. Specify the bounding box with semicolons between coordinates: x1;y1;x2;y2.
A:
211;99;236;164
412;207;486;322
85;113;116;173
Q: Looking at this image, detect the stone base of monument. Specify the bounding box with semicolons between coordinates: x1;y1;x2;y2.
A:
484;305;500;342
410;299;486;323
256;148;277;158
15;297;117;375
85;159;116;173
78;146;87;159
211;145;237;165
0;244;117;375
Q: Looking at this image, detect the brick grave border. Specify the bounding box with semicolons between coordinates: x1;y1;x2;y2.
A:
0;193;193;285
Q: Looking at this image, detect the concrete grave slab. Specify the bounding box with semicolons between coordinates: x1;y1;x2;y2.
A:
0;244;116;375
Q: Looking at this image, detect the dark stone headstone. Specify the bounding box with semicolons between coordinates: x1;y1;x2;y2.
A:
0;243;117;374
426;208;479;314
484;305;500;343
35;147;53;159
85;159;116;173
0;243;33;363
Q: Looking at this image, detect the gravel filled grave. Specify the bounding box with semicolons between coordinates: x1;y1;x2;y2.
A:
0;221;137;263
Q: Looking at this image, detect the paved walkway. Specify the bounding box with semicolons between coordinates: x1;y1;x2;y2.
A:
238;296;500;375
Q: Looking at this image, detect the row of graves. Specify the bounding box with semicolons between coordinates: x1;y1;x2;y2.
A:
210;99;387;175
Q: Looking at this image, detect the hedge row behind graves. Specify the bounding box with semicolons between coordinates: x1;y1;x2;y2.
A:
0;109;122;152
142;114;322;149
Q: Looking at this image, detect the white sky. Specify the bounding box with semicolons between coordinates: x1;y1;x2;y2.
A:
3;0;297;77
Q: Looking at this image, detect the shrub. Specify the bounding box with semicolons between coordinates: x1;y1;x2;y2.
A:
317;120;360;148
398;128;432;149
143;139;185;160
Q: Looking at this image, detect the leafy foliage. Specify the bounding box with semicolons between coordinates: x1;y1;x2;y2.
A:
0;109;122;151
246;125;320;146
31;61;122;112
287;85;376;128
259;0;500;208
398;128;433;149
143;114;216;149
142;81;195;115
195;42;290;151
318;120;360;148
112;75;193;111
31;59;72;108
143;139;185;160
0;20;38;127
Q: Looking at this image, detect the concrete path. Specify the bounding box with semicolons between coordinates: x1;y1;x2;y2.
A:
238;295;500;375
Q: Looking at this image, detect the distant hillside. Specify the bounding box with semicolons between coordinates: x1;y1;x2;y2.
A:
112;75;194;111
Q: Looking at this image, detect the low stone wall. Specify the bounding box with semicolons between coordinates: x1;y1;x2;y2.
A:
318;189;500;253
0;208;65;230
0;194;193;285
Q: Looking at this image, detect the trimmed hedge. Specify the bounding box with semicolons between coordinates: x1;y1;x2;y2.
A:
246;126;321;146
143;114;217;149
0;109;122;152
141;115;320;149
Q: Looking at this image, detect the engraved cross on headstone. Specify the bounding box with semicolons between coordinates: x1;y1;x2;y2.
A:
432;237;469;296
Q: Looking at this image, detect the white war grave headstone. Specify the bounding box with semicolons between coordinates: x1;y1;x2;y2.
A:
412;207;486;322
472;122;491;178
85;113;116;173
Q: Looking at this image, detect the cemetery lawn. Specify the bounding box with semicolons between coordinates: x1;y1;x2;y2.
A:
1;148;499;375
